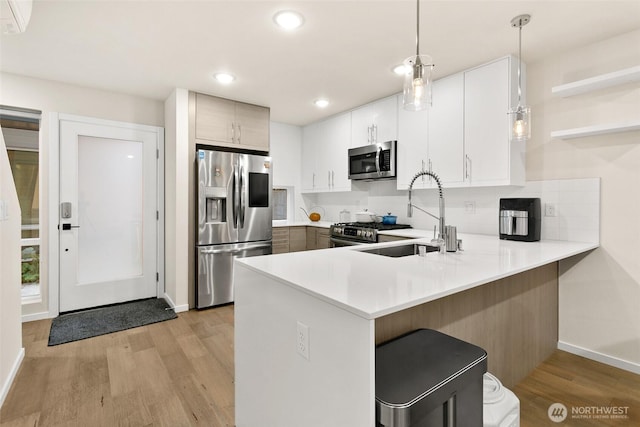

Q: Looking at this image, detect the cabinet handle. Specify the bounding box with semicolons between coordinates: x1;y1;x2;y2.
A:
421;160;425;183
367;126;371;144
231;123;235;143
312;173;315;188
465;155;471;181
328;170;331;187
332;170;335;187
429;159;433;184
238;124;242;144
373;124;378;144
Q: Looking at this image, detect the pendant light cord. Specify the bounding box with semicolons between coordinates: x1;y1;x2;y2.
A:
517;23;522;106
416;0;420;56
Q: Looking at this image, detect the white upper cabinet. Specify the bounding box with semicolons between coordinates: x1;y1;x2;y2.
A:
301;122;321;192
301;112;352;193
350;95;398;147
396;94;430;190
396;73;464;190
303;56;524;193
397;56;524;190
429;73;465;187
463;56;525;187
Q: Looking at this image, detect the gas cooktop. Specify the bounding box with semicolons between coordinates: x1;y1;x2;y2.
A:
330;222;412;244
333;222;412;231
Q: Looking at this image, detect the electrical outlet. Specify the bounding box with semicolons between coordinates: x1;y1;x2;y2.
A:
545;203;556;217
296;321;309;360
464;201;476;214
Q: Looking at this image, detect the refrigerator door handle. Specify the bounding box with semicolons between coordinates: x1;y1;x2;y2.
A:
232;163;239;229
239;162;246;228
199;242;272;255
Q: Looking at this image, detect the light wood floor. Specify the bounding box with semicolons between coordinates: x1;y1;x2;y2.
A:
1;306;639;426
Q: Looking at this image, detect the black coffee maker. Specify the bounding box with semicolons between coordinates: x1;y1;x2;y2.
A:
499;198;541;242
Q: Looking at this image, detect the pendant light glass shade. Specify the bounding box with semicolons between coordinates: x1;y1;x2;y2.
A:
509;105;531;141
403;54;434;111
509;14;531;141
402;0;434;111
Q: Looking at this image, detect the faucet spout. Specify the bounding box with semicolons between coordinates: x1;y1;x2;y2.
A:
407;170;446;241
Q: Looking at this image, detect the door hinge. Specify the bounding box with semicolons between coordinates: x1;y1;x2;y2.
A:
156;148;159;159
156;272;159;282
156;210;159;220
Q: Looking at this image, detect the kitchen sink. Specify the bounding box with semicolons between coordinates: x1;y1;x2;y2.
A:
359;243;440;258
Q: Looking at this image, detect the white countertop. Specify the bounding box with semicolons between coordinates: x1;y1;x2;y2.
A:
237;233;598;320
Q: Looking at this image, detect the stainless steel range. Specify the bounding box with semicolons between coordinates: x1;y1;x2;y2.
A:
329;222;412;247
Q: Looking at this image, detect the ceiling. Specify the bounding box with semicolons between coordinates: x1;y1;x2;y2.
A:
1;1;639;126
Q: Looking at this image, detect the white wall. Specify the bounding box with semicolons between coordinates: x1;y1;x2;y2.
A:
526;29;640;372
0;131;24;407
163;89;190;312
270;122;308;221
0;72;164;319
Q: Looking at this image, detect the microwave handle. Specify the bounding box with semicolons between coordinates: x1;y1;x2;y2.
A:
375;147;382;176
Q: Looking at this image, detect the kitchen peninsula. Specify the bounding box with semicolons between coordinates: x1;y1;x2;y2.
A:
234;233;597;427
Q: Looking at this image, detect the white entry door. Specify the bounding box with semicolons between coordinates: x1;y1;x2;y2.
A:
59;118;159;312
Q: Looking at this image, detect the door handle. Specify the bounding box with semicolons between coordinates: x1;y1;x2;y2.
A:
375;147;382;176
61;223;80;230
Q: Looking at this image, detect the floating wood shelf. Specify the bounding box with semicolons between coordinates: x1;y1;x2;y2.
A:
550;121;640;140
551;66;640;97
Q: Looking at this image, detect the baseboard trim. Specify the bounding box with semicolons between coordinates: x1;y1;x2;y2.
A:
0;347;25;409
22;310;53;323
558;341;640;375
163;293;189;313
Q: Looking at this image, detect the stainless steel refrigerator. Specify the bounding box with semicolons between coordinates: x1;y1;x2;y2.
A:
196;148;272;308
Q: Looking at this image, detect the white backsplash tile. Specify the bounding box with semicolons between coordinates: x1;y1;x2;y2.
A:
306;178;600;244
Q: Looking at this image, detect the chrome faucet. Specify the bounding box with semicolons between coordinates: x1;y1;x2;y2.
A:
407;170;447;250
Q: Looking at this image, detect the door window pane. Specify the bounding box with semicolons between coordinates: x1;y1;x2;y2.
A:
77;136;144;284
6;149;39;238
21;245;40;290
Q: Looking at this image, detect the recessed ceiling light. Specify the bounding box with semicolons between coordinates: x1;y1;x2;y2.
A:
214;73;235;84
273;10;304;30
314;99;329;108
393;64;408;75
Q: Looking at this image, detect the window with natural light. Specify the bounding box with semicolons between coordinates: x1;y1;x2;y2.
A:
1;106;42;302
272;188;288;221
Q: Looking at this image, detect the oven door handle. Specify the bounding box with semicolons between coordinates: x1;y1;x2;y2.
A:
330;237;369;247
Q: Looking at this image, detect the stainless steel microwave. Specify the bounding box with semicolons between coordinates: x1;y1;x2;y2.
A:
348;140;397;180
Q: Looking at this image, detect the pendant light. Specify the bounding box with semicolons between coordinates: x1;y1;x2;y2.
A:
402;0;434;111
509;14;531;141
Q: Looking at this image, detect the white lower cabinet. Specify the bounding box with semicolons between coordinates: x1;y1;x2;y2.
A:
301;112;351;193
